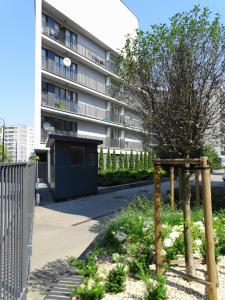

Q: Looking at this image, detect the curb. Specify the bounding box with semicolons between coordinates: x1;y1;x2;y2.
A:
98;177;170;194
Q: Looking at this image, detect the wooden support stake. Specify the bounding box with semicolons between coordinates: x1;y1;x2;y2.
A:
195;169;200;207
154;162;163;274
170;167;174;210
200;156;218;300
178;168;182;205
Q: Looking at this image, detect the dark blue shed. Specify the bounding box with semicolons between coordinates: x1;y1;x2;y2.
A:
46;134;102;200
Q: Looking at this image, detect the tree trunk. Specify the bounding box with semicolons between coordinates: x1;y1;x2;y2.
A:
182;163;195;277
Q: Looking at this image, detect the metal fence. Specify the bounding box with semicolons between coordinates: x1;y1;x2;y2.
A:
0;162;36;300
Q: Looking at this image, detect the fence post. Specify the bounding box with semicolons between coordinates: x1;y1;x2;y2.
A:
200;157;218;300
178;168;182;205
170;167;174;210
154;161;163;274
195;169;200;207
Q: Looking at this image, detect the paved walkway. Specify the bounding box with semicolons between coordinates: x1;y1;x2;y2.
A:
28;180;174;299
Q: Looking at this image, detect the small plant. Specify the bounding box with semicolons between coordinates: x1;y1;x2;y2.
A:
99;146;104;173
106;148;111;171
118;151;124;170
68;254;97;278
106;264;127;294
145;275;167;300
112;149;117;171
71;280;105;300
129;150;134;172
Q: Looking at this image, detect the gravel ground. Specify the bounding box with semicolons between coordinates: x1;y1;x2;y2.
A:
73;255;225;299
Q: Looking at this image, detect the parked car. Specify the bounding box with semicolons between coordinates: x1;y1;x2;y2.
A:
223;173;225;182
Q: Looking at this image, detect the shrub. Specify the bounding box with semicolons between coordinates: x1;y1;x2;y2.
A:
106;265;127;294
118;151;124;170
148;151;154;170
129;150;134;171
140;151;144;170
112;150;117;171
145;275;167;300
135;153;140;172
99;146;104;173
201;145;221;169
124;152;129;169
106;148;111;171
72;280;105;300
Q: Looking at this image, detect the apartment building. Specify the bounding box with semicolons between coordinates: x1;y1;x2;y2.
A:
0;125;34;162
35;0;145;162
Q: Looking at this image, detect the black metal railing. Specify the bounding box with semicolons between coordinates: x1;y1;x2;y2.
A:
0;162;36;300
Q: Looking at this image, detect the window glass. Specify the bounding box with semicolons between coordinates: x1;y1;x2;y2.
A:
42;15;47;33
70;146;85;166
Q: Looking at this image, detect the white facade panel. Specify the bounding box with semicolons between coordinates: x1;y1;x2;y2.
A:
44;0;138;52
77;120;106;138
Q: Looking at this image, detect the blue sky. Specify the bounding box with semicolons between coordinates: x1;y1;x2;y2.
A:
0;1;225;127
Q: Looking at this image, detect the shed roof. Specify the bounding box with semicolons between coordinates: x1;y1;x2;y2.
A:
46;134;103;148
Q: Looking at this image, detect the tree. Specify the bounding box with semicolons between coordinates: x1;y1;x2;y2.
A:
106;148;111;171
129;150;134;171
144;151;148;171
201;145;221;169
139;151;144;171
135;153;140;172
117;6;225;276
119;151;124;170
124;152;128;170
112;149;117;171
0;144;10;162
99;146;104;173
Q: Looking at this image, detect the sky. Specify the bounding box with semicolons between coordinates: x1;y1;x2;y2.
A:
0;0;225;127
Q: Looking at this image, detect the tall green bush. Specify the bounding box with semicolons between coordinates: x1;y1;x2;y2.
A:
106;148;112;171
124;152;128;170
129;150;134;172
148;151;154;170
135;153;140;172
201;145;221;170
144;151;148;171
112;149;117;171
140;151;144;171
119;151;124;170
99;146;104;172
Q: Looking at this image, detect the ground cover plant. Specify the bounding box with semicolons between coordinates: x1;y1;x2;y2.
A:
69;195;225;299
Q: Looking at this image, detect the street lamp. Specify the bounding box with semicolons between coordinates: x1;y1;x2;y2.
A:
0;117;5;163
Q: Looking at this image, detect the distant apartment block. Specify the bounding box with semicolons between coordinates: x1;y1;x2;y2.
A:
35;0;148;163
0;125;34;162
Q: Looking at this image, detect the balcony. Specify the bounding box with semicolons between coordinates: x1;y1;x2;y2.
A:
42;92;78;113
42;58;106;95
42;26;115;73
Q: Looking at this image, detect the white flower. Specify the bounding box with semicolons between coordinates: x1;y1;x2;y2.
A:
115;231;126;242
195;221;205;231
195;239;202;247
143;220;152;229
162;224;168;229
163;238;174;248
169;230;180;241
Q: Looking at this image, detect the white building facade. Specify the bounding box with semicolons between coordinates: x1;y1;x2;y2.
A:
1;125;34;162
35;0;145;160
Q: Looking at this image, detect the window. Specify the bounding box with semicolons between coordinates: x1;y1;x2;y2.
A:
70;146;85;166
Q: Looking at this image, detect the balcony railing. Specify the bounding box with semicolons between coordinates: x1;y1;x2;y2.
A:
42;58;106;95
41;92;142;130
42;26;116;73
42;92;78;113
